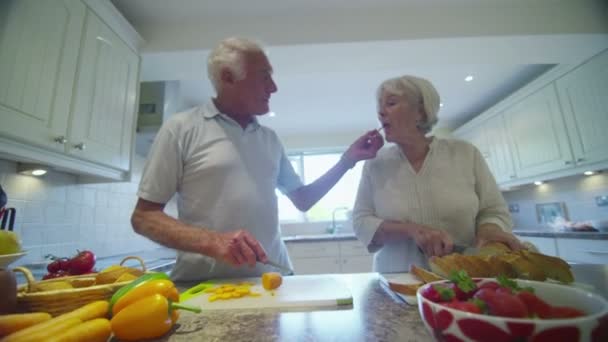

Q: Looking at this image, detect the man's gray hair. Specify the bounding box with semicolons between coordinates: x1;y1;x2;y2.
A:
377;75;440;133
207;37;265;92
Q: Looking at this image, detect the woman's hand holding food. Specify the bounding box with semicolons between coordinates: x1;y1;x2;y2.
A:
476;224;524;251
411;224;454;257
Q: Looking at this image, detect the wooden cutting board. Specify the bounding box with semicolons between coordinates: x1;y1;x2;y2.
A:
181;274;353;311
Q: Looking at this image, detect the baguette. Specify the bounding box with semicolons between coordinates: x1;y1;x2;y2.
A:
410;264;443;283
518;250;573;283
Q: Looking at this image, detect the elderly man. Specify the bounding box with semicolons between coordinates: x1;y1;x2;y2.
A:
132;37;384;281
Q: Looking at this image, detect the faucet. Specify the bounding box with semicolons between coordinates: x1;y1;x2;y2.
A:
330;206;350;234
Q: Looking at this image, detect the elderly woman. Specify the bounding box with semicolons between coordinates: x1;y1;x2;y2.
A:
353;75;523;273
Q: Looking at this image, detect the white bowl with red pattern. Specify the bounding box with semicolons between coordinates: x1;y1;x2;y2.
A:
417;278;608;342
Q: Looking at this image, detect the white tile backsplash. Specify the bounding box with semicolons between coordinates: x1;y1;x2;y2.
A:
0;156;168;265
504;173;608;229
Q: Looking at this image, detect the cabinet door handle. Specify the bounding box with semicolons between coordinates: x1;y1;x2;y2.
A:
577;158;585;163
54;136;68;144
564;160;573;165
73;142;86;151
583;250;608;255
510;175;516;179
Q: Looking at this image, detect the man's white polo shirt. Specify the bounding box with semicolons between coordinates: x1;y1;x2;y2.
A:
138;101;303;281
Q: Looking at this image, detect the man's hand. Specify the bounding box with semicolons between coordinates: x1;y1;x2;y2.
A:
209;229;268;267
411;224;454;257
476;224;524;251
342;130;384;167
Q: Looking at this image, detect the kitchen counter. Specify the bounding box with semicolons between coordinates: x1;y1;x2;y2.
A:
282;233;358;243
513;230;608;239
153;273;431;342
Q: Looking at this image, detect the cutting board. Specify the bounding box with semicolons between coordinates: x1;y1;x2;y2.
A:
379;273;422;305
181;274;353;311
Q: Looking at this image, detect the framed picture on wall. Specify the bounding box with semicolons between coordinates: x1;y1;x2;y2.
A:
536;202;568;225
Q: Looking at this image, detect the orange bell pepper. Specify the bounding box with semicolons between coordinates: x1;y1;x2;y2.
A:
112;279;179;316
110;294;200;341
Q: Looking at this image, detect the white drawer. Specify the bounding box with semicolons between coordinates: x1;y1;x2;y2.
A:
339;240;370;257
286;241;339;258
556;238;608;264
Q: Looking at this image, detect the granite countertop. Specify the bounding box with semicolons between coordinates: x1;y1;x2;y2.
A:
513;230;608;240
282;233;357;243
148;273;430;342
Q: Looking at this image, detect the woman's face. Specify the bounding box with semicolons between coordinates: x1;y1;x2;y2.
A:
378;91;424;143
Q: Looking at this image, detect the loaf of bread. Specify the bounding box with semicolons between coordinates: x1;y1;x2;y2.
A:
426;244;573;283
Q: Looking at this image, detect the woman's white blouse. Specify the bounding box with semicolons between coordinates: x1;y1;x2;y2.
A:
352;138;513;273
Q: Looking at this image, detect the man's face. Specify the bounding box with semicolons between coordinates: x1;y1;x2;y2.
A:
233;52;278;115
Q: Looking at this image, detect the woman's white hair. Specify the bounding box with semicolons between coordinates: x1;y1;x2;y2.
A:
207;37;265;92
377;75;440;133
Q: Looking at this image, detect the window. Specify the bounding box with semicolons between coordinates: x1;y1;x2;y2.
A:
277;151;364;223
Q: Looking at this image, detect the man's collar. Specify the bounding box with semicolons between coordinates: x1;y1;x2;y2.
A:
203;100;260;129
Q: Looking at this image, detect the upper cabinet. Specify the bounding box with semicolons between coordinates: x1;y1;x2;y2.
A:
454;113;515;184
0;0;85;152
453;49;608;187
555;51;608;166
69;10;139;171
0;0;141;180
504;85;573;179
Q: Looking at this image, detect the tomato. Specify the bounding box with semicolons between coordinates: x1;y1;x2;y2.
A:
46;257;71;273
474;288;528;318
68;250;96;275
42;270;70;280
517;291;552;318
443;301;482;314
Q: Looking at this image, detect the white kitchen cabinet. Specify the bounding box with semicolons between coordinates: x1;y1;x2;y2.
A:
484;114;516;183
556;238;608;265
290;257;342;275
339;240;373;273
286;239;373;274
0;0;85;152
0;0;141;180
515;236;558;256
555;49;608;167
68;9;139;170
286;241;340;275
453;114;516;184
504;85;574;179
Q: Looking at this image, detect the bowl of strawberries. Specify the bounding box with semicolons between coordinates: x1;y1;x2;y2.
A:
417;271;608;342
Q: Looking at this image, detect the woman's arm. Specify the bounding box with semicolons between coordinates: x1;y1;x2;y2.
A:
472;147;523;250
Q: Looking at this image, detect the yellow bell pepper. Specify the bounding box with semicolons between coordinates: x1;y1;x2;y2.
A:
110;294;200;341
111;279;179;316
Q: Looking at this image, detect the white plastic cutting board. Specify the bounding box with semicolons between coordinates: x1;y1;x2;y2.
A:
182;274;353;311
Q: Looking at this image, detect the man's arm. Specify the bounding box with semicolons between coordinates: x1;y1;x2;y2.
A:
131;198;268;266
287;130;383;211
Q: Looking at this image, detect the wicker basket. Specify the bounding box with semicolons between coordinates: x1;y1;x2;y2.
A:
14;256;147;316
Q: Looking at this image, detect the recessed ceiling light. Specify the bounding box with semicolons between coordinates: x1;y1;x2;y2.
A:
465;75;474;82
533;181;544;186
584;171;595;176
439;103;444;107
268;112;276;117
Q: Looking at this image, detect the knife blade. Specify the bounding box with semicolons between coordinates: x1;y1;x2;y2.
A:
262;259;294;275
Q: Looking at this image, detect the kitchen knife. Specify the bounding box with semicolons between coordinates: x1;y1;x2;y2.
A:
262;259;294;275
453;244;478;256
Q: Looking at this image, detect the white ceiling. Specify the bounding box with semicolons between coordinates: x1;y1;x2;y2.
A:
111;0;608;151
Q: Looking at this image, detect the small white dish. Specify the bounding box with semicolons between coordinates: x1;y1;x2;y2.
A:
0;251;27;269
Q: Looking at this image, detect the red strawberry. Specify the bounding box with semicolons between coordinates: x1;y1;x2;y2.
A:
474;288;528;318
517;291;552;318
547;306;586;319
421;284;455;303
443;301;482;314
478;281;500;291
